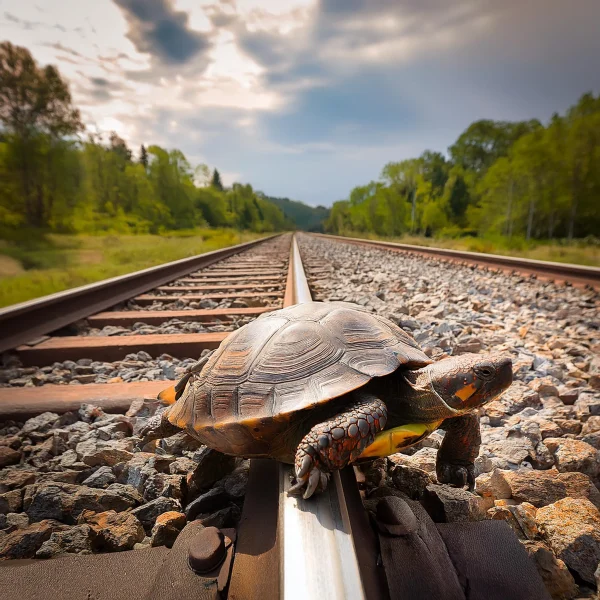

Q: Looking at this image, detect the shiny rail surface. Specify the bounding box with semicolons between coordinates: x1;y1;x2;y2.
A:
314;233;600;288
280;236;364;600
0;235;277;354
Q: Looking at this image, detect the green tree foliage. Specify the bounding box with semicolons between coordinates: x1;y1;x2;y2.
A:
326;93;600;240
0;43;289;235
139;144;148;169
211;168;224;191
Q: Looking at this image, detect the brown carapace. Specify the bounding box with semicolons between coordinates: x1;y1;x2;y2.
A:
142;302;513;499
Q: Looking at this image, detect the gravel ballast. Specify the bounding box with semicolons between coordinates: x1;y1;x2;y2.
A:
1;232;598;599
297;233;599;599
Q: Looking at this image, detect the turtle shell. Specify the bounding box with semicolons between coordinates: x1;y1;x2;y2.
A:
167;301;431;433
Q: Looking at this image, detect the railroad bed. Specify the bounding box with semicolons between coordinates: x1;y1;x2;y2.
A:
0;232;599;599
0;235;290;415
297;233;600;598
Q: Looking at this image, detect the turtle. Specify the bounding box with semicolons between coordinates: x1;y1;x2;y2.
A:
140;301;512;499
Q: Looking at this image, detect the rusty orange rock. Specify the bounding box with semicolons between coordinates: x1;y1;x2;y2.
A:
536;497;600;585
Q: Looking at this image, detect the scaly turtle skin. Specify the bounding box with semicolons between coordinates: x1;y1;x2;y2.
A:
141;302;512;498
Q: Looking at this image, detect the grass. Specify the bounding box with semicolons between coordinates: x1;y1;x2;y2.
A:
0;229;266;308
335;232;600;267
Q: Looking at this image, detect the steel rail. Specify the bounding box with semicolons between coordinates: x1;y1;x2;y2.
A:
230;234;385;600
281;235;364;600
313;233;600;287
0;234;278;354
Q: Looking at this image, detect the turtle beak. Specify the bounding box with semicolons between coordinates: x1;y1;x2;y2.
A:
496;356;513;391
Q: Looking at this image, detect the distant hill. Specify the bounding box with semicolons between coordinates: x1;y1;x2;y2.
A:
259;195;330;231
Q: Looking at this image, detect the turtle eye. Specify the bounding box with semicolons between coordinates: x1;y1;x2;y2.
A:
475;364;495;380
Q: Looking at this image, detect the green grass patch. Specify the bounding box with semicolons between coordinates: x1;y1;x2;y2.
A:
0;229;266;308
334;232;600;267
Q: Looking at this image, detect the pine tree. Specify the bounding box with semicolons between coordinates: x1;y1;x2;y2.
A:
211;168;224;191
139;144;148;169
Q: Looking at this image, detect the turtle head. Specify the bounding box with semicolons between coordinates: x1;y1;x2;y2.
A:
425;353;513;414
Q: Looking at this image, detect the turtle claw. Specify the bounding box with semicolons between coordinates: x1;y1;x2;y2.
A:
288;465;330;499
436;462;475;491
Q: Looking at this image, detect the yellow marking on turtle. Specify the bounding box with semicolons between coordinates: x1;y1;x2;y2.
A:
357;420;444;459
454;383;477;403
157;385;177;405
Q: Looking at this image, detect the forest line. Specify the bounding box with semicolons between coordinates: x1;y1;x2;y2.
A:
325;93;600;243
0;41;291;239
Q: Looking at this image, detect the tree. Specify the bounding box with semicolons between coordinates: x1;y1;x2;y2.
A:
0;42;82;227
211;168;224;191
381;159;422;232
420;151;449;198
109;132;132;163
449;119;541;176
139;144;148;169
0;41;82;138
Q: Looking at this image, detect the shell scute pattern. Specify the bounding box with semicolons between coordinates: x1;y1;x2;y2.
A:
171;302;431;431
248;321;345;384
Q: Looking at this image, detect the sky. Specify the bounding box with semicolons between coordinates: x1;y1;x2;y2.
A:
1;0;599;207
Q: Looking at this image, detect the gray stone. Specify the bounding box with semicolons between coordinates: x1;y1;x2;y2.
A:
423;484;486;523
81;447;133;467
168;456;197;475
198;505;241;529
390;464;432;500
131;497;182;530
106;483;144;505
36;524;93;558
0;469;35;493
185;488;229;521
215;463;249;499
0;446;20;468
0;520;60;559
521;541;578;600
501;469;600;509
24;483;134;523
0;489;23;514
81;466;117;489
143;472;185;502
5;513;29;530
21;412;59;436
187;448;237;497
543;438;599;479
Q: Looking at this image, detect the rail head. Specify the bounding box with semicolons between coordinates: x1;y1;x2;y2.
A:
0;234;278;354
280;234;368;600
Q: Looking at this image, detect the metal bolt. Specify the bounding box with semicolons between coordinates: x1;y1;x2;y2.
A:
188;526;227;574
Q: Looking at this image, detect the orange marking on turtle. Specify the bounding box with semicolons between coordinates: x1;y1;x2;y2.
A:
455;383;477;402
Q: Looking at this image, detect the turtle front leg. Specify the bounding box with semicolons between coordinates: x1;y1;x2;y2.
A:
436;413;481;491
289;394;388;499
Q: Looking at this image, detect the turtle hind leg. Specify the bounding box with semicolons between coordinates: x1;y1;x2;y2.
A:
435;413;480;491
137;408;182;449
289;393;388;500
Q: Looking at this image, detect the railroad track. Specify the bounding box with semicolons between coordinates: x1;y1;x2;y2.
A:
0;232;586;599
314;233;600;289
0;235;288;418
0;233;378;599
